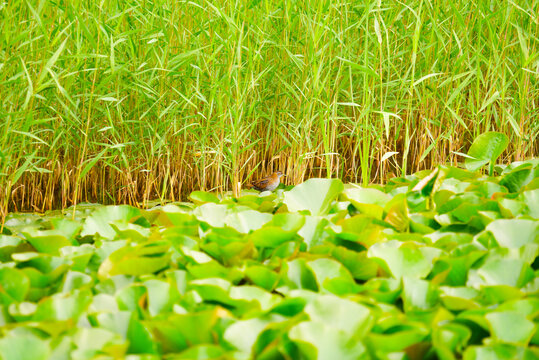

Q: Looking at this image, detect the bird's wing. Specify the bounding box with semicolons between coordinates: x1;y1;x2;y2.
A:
253;178;269;186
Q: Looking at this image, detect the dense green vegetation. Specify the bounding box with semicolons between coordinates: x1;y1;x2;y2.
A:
1;0;538;214
0;159;538;359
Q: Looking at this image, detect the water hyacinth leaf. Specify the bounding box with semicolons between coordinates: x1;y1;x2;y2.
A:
144;279;179;316
465;132;508;174
485;311;535;345
225;210;273;233
289;321;368;360
384;193;409;232
307;259;357;294
72;327;126;358
433;323;471;359
248;226;298;248
110;222;151;242
187;260;243;283
174;345;228;359
338;215;386;248
189;278;235;306
193;203;229;228
224;317;273;354
116;284;147;311
496;298;539;317
244;265;280;291
0;333;50;360
439;286;480;310
366;323;430;353
368;241;442;279
33;289;92;321
342;187;390;219
298;216;330;248
81;205;143;240
521;189;539;218
48;218;82;240
411;167;440;196
61;270;93;292
467;258;534;288
304;294;373;337
362;278;402;303
22;232;73;255
497;198;526;218
463;344;539;360
285;258;319;291
146;310;219;352
331;246;379;280
229;286;281;311
499;166;538;193
485;219;539;248
0;235;22;261
284;178;344;216
98;242;170;279
189;191;220;205
402;277;439;311
0;267;30;304
154;211;198;234
60;244;95;272
267;213;306;232
97;311;158;354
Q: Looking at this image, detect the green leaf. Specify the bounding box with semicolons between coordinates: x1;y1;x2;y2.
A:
224;317;273;353
500;167;538;193
81;205;143;240
304;294;373;337
521;189;539;218
224;210;273;233
22;233;72;255
433;323;471;359
485;311;535;345
249;226;298;248
146;310;219;352
368;240;443;279
193;203;229;228
34;289;92;321
289;321;368;360
189;191;220;205
402;277;439;311
338;215;386;248
465;132;508;174
0;333;50;360
464;344;539;360
71;327;126;358
98;242;170;279
307;259;357;294
0;267;30;304
342;187;390;219
284;178;344;216
366;323;429;353
245;265;279;291
174;344;228;359
468;258;534;288
485;219;539;248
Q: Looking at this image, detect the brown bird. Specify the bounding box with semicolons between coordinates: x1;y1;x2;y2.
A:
248;171;285;192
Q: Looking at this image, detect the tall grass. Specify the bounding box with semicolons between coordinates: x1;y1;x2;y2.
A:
1;0;538;216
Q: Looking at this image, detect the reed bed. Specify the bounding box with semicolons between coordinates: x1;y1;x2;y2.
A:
1;0;538;216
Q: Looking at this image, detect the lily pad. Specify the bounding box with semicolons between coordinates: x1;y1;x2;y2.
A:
284;178;344;216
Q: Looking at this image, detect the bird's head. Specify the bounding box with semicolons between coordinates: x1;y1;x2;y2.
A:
274;171;285;178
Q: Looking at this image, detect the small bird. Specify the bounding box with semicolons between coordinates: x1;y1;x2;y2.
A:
248;171;285;192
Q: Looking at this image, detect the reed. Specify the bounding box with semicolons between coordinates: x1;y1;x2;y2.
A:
1;0;537;216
